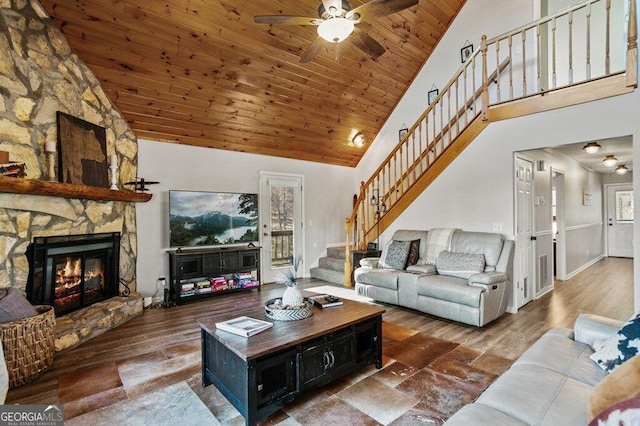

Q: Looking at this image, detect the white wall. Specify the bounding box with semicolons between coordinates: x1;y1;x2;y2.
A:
356;0;640;312
602;170;634;185
135;140;354;297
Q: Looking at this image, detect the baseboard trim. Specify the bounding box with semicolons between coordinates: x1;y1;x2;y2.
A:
565;255;604;280
535;285;554;299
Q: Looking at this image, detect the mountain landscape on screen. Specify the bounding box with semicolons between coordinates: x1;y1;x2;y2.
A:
169;191;258;247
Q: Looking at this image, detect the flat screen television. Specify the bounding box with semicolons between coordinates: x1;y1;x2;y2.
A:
169;190;259;248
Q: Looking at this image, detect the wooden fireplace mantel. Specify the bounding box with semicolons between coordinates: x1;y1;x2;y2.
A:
0;176;152;202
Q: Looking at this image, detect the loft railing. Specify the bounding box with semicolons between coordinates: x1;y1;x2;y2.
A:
344;0;637;285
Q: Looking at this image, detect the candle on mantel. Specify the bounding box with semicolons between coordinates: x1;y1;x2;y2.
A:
45;141;56;153
109;154;118;167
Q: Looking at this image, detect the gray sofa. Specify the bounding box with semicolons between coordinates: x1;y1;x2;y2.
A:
444;314;625;425
354;229;514;327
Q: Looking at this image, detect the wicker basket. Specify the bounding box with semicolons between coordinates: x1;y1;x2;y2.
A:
0;305;55;388
265;298;314;321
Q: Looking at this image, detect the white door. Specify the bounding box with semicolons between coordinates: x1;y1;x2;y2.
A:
259;172;304;284
606;184;633;258
515;156;535;308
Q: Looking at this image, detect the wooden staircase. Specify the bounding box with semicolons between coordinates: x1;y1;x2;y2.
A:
342;0;637;286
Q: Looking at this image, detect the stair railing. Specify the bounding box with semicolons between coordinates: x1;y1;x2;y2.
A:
344;0;637;286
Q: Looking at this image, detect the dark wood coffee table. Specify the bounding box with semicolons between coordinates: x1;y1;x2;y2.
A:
199;297;385;425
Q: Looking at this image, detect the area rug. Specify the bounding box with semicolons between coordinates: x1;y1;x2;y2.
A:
66;381;218;426
306;284;376;304
57;320;513;425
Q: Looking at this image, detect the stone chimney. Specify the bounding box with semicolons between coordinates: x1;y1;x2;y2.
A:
0;0;140;295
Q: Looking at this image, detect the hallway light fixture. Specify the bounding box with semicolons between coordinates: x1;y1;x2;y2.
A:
582;142;601;154
603;155;618;167
615;164;629;175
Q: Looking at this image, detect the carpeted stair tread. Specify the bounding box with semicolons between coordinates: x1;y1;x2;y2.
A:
319;256;345;272
326;246;348;260
310;266;345;286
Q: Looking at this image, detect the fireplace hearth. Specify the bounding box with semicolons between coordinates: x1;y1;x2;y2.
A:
27;233;120;316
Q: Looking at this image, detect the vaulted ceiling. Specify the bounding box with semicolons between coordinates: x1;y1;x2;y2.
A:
40;0;466;167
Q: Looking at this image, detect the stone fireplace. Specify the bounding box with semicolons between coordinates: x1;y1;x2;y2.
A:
0;2;145;351
27;233;120;316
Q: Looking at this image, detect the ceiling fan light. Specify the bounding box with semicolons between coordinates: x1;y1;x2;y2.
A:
583;141;601;154
615;164;629;175
603;155;618;167
317;17;354;43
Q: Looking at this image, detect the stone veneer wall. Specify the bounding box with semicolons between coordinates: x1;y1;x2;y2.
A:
0;0;140;294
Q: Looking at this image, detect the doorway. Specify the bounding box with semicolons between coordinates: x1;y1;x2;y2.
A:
606;184;634;258
259;172;304;284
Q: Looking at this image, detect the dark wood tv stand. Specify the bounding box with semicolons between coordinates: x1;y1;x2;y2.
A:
199;298;385;425
168;246;261;304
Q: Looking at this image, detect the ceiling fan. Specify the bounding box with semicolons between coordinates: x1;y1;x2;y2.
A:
254;0;419;63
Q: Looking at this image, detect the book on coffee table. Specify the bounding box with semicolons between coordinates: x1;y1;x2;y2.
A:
309;294;343;308
215;316;273;337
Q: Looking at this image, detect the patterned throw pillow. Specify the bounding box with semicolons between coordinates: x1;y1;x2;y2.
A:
435;250;485;279
379;240;411;270
590;313;640;373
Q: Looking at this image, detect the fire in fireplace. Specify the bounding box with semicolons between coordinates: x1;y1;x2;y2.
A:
27;232;120;316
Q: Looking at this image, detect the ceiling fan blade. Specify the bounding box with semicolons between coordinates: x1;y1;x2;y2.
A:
350;28;386;59
321;0;343;17
300;36;328;63
254;15;321;26
346;0;419;23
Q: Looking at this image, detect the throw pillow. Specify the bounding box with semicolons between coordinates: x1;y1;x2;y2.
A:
379;240;411;270
590;313;640;373
588;354;640;422
0;287;39;324
405;239;420;268
435;251;485;279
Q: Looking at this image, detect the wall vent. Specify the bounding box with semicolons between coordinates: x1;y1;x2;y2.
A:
538;254;549;290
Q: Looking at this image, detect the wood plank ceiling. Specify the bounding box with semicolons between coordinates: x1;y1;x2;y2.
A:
40;0;466;167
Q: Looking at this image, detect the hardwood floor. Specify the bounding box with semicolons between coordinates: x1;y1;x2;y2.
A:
6;256;634;408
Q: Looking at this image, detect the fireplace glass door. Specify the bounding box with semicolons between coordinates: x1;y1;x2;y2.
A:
51;250;108;314
27;232;120;316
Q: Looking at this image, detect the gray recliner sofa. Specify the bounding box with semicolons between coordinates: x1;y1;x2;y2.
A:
354;229;514;327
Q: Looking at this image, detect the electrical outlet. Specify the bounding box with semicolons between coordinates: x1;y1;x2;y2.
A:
492;222;503;232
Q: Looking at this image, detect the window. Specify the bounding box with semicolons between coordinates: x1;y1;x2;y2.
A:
615;190;634;223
